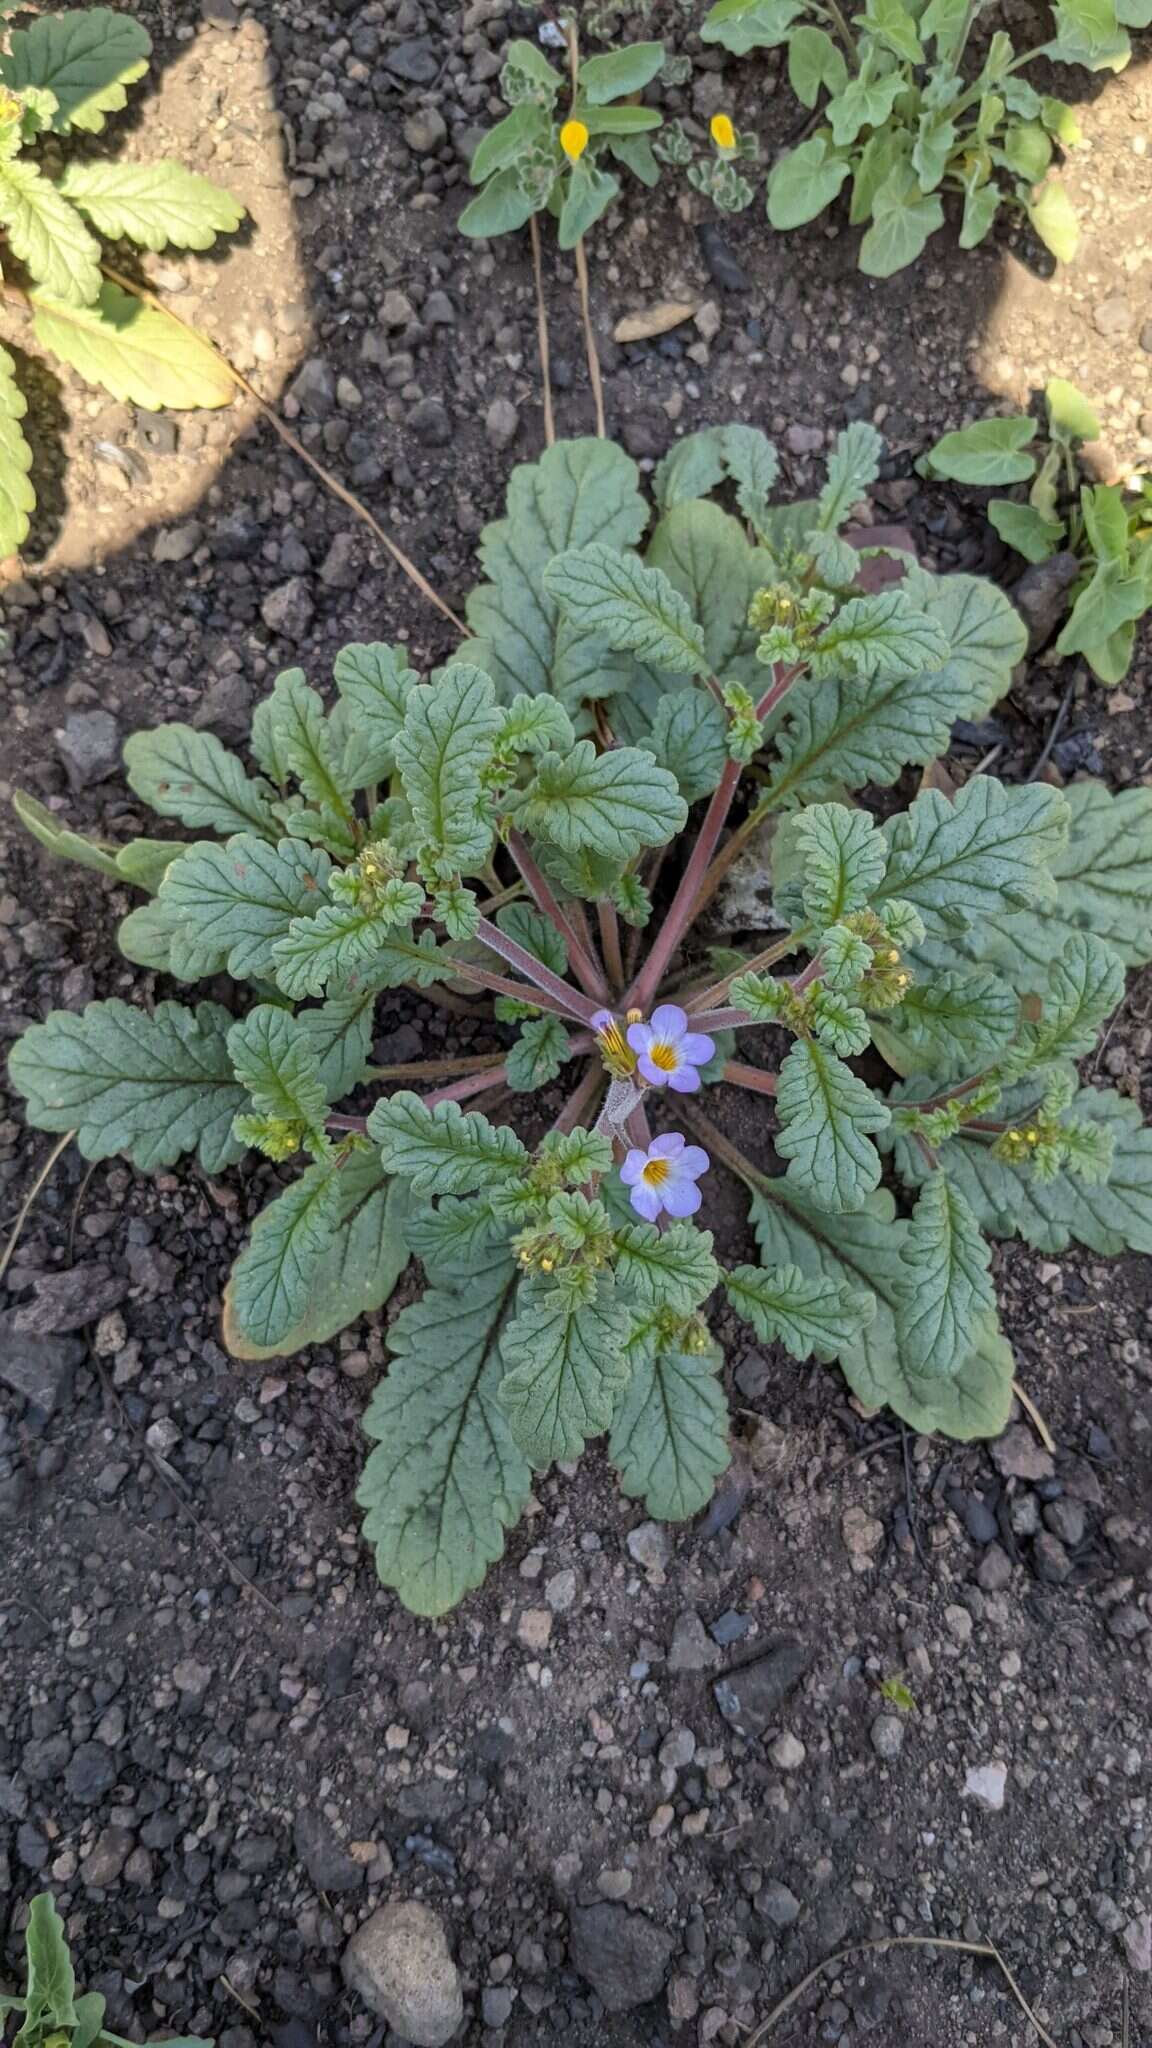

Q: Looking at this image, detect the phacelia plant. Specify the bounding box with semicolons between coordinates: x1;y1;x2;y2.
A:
10;423;1152;1614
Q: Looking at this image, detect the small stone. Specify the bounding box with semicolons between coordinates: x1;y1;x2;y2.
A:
1011;553;1081;652
842;1506;884;1562
626;1521;672;1578
288;357;336;418
784;423;824;456
648;1804;674;1839
1043;1497;1085;1547
423;290;455;327
343;1902;463;2046
977;1543;1013;1593
295;1811;364;1894
382;289;415;328
694;299;722;341
336;375;363;410
1032;1531;1072;1585
568;1903;675;2012
668;1975;700;2022
485;396;520;451
0;1314;83;1414
668;1609;721;1672
597;1868;633;1900
870;1713;905;1761
152;521;203;563
695;221;750;292
55;710;121;789
404;106;447;153
769;1730;806;1771
260;577;314;642
1122;1913;1152;1973
545;1568;578;1613
385;37;440;85
319;532;359;590
991;1425;1054;1482
713;1640;812;1740
80;1825;133;1889
65;1743;116;1805
963;1762;1007;1812
518;1608;553;1651
481;1984;515;2028
758;1880;801;1928
172;1658;212;1696
1093;295;1133;337
408;398;453;447
659;1726;696;1771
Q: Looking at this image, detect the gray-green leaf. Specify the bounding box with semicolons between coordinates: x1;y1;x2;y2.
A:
499;1275;632;1465
775;1038;890;1211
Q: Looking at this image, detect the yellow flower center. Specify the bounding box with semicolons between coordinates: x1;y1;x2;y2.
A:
648;1040;679;1074
711;113;736;151
642;1156;671;1188
561;118;589;163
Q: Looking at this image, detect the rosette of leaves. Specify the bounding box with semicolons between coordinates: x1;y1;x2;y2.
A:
920;380;1152;683
699;0;1134;272
459;35;666;245
0;7;244;557
2;1891;211;2048
655;116;760;213
11;419;1152;1617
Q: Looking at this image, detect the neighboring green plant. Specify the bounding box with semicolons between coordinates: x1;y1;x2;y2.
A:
0;7;244;557
920;380;1152;682
698;0;1144;273
459;32;666;245
1;1893;211;2048
656;109;761;212
10;423;1152;1617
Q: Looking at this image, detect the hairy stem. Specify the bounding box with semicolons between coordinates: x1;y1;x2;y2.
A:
552;1059;606;1136
821;0;859;58
688;803;769;927
626;757;743;1012
475;914;603;1023
686;930;808;1015
506;829;609;1001
363;1053;506;1083
721;1060;780;1097
597;898;625;994
447;954;585;1022
678;1101;772;1193
529;212;556;449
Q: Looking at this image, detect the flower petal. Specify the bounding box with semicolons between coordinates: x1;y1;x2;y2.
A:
650;1131;686;1159
679;1031;716;1067
627;1022;653;1054
680;1145;710;1179
637;1052;667;1088
649;1003;688;1040
620;1149;646;1186
667;1066;701;1093
628;1180;664;1221
662;1179;702;1218
591;1009;616;1033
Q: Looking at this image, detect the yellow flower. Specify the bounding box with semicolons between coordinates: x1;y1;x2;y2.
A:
711;113;737;152
561;117;589;163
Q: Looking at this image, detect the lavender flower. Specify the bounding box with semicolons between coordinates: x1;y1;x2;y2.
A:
627;1004;716;1094
620;1132;710;1221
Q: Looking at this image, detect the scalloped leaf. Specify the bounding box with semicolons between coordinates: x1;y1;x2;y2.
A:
499;1275;632;1465
726;1259;876;1362
877;776;1069;937
892;1171;993;1378
0;343;35;558
936;1089;1152;1257
506;1014;574;1091
226;1158;342;1350
8;997;247;1171
370;1089;529;1195
259;667;352;817
514;740;686;860
393;663;503;875
223;1155;408;1361
21;1894;76;2035
794;802;887;925
332;641;421;786
613;1220;720;1314
496;901;568;977
124;723;276;837
358;1256;531;1616
870;969;1019;1080
227;1004;329;1127
0;159;100;304
272;893;422;1000
1011;932;1124;1069
647;690;730;803
57;158;244;250
817;421;884;529
0;9;150;132
32;282;234;409
809;589;950;681
466;438;648;705
775;1038;890;1212
158;834;329;978
545;542;709;676
609;1333;730;1519
646;498;768;683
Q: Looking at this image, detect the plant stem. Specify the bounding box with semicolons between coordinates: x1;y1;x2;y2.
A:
626;757;743;1012
552;1060;606;1136
506;829;609;1002
821;0;859;59
529;212;556;449
678;1101;772;1193
687;930;808;1015
363;1053;506;1083
687;803;769;926
597;898;625;993
574;237;607;439
447;954;584;1021
721;1061;779;1097
0;1129;74;1288
690;1007;764;1032
475;913;603;1024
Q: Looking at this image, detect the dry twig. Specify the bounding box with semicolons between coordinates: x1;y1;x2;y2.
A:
747;1933;1060;2048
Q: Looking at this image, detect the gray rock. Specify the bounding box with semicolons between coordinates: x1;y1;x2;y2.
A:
659;1726;696;1770
260;577;315;642
1093;295;1133;337
0;1312;83;1413
13;1264;126;1336
81;1824;133;1889
192;671;253;743
295;1811;364;1894
319;532;359;590
485;397;520;451
1123;1912;1152;1973
385;37;440;84
977;1543;1013;1592
481;1985;515;2027
668;1609;721;1673
382;289;415;328
1032;1530;1072;1584
963;1761;1007;1811
65;1742;116;1805
1011;553;1080;652
343;1901;463;2045
423;290;455;327
870;1713;905;1761
55;710;121;789
152;521;203;564
568;1902;675;2012
1043;1497;1085;1547
404;105;447;153
408;398;453;447
695;221;750;293
626;1521;671;1576
990;1424;1054;1483
713;1641;812;1739
758;1880;801;1928
288;357;336;419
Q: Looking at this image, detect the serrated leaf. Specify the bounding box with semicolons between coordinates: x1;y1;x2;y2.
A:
260;667;351;816
8;998;247;1171
506;1013;574;1091
579;40;665;101
545;542;709;676
793;803;887;925
871;969;1019;1079
123;723;275;837
227;1158;342;1350
12;787;120;876
393;663;504;874
817;421;884;530
159;834;329;978
0;8;149;131
466;439;648;707
0;342;34;556
540;1126;614;1183
726;1259;875;1361
877;775;1069;937
767;133;851;228
766;569;1027;805
406;1195;506;1270
809;590;950;681
332;640;420;786
648;690;730;803
515;740;686;860
0;158;101;303
775;1038;890;1212
893;1171;994;1377
32;280;234;409
369;1089;528;1195
921;415;1037;485
810;987;871;1056
499;1275;632;1465
293;987;374;1102
272;893;422;1000
939;1088;1152;1256
750;1181;1013;1436
609;1334;730;1519
720;423;780;529
613;1220;720;1314
498;692;576;758
1010;933;1122;1070
496;901;569;977
358;1256;530;1615
357;926;453;991
645;498;768;684
228;1004;329;1129
21;1895;75;2035
57;158;244;250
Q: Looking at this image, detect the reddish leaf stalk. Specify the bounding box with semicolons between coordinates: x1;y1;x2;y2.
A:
474;914;602;1023
597;898;625;993
721;1060;779;1097
447;955;583;1022
551;1059;606;1136
686;931;806;1016
505;830;609;1002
